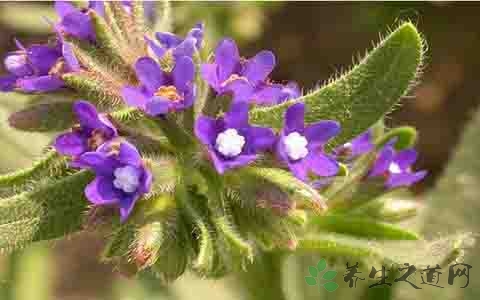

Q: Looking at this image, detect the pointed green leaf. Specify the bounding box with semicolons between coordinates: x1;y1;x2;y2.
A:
8;102;75;132
323;281;339;292
0;171;93;254
305;276;317;286
0;150;68;192
322;270;337;280
308;266;318;277
295;233;470;268
250;22;424;147
308;214;419;240
317;258;327;272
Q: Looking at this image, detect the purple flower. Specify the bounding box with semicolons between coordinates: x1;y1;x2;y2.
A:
54;1;100;42
250;81;301;106
369;143;427;189
54;100;117;158
0;39;79;92
195;103;276;174
146;23;204;60
276;103;340;181
121;56;195;116
75;140;152;221
334;130;374;161
200;38;276;102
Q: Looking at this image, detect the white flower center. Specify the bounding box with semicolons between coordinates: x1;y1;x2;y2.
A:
113;165;140;193
215;128;245;157
284;132;309;161
4;54;27;72
388;162;402;174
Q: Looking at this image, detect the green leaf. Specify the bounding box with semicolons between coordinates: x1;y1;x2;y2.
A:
323;281;339;292
0;171;93;254
308;214;419;240
249;22;424;147
295;233;469;268
305;276;317;286
308;266;318;277
317;258;327;272
322;270;337;280
8;102;75;132
0;150;68;192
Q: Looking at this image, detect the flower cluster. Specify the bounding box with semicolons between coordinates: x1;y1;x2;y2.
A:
0;0;427;225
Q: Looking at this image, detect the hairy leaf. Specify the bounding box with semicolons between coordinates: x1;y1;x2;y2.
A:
250;22;424;147
0;171;93;254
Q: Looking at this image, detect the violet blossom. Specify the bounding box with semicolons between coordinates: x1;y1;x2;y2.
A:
146;23;204;60
334;130;375;161
369;142;427;189
250;81;301;106
276;103;340;182
195;102;276;174
54;1;101;42
54;100;117;158
75;140;152;221
0;39;79;92
121;56;195;116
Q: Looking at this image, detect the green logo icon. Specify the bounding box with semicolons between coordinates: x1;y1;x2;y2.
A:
304;258;339;292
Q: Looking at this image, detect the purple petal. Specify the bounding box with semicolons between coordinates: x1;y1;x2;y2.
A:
0;75;17;91
117;141;142;166
74;100;100;128
307;152;339;177
134;57;165;93
60;10;95;41
172;37;196;59
224;102;249;129
393;149;418;170
245;126;276;153
139;168;153;194
386;170;427;189
119;194;139;222
209;150;256;174
187;23;204;49
75;151;118;175
121;86;150;109
55;1;78;19
288;159;309;181
369;146;395;177
284;103;305;134
223;79;254;103
145;36;166;58
145;96;170;116
251;84;283;106
215;38;240;82
348;130;374;157
62;42;80;72
54;131;88;156
155;32;182;49
88;1;105;17
85;176;121;205
4;52;32;77
242;50;275;84
17;75;64;92
281;82;301;101
195;116;221;146
172;56;194;92
200;63;220;92
27;45;61;74
305;120;341;147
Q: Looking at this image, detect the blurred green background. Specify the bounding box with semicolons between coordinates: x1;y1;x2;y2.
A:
1;1;480;299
